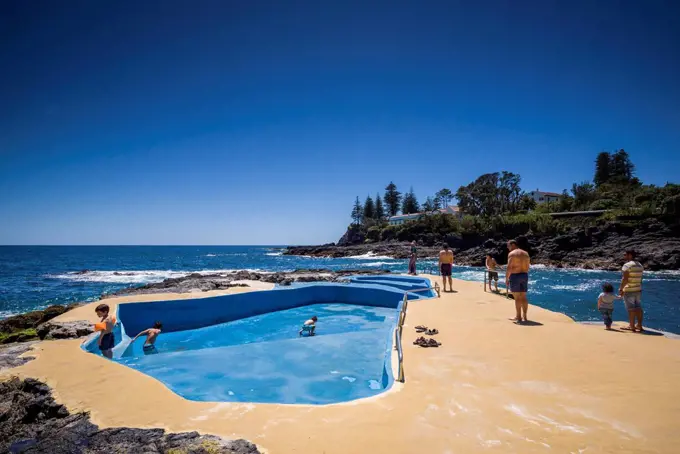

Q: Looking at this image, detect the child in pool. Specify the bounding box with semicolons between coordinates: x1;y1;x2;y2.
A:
132;321;163;354
94;303;115;359
597;283;620;330
299;316;318;337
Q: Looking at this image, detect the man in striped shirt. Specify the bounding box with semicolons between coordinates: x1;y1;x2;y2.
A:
619;250;644;332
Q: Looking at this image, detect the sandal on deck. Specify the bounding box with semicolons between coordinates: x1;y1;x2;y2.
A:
415;325;428;333
427;338;441;347
413;336;429;347
425;329;439;335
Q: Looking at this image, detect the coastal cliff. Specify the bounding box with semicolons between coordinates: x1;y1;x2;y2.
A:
285;217;680;271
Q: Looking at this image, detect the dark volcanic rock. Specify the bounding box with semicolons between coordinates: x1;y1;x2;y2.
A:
0;342;37;370
104;269;391;298
0;377;261;454
36;320;94;341
286;219;680;271
0;305;78;334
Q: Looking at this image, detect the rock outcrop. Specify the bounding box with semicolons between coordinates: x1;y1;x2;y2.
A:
36;320;94;341
0;305;80;345
285;219;680;270
104;268;391;297
0;377;261;454
0;342;36;371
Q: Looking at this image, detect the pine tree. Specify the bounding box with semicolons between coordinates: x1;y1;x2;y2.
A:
594;151;611;186
363;195;375;220
422;197;435;213
350;197;363;224
610;149;634;183
383;182;402;217
374;193;385;220
435;188;453;208
402;187;420;214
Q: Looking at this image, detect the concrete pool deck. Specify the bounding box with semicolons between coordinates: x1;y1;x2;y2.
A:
3;275;680;453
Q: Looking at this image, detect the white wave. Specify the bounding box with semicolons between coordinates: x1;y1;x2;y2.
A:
346;252;397;260
205;254;217;257
549;281;600;292
265;252;283;256
362;261;400;267
46;268;271;284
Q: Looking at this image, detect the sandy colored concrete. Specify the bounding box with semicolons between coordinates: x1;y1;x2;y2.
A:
4;276;680;454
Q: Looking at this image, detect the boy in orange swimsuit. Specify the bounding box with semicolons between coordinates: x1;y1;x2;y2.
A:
95;303;115;359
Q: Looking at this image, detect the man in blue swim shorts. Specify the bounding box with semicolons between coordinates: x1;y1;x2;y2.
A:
506;239;531;323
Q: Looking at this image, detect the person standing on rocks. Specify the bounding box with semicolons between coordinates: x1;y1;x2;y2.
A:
506;240;530;323
408;241;418;275
619;250;644;332
438;243;454;292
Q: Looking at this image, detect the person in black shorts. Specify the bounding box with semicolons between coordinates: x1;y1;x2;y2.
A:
438;243;454;292
485;254;499;292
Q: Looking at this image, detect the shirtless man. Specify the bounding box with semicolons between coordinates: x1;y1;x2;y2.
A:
506;240;530;323
485;254;499;292
438;243;454;292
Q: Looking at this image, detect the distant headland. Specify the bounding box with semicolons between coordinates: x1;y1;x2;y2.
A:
285;150;680;270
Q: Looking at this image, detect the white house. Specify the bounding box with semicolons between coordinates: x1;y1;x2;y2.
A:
528;189;561;204
388;205;463;226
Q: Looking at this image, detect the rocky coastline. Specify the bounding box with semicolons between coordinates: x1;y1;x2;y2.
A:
0;377;260;454
285;219;680;271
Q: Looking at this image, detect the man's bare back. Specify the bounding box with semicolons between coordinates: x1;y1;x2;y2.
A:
507;248;530;274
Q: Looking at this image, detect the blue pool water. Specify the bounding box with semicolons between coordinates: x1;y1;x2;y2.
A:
1;245;680;334
119;303;397;404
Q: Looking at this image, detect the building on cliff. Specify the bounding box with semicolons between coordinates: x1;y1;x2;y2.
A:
388;205;463;226
528;189;561;204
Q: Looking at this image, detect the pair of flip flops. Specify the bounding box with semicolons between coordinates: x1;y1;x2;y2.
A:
415;325;439;336
413;336;441;348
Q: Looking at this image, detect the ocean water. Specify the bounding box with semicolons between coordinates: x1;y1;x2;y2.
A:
1;246;679;334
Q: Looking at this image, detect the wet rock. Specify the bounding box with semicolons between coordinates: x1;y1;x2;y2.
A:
0;377;261;454
0;342;37;370
36;320;94;340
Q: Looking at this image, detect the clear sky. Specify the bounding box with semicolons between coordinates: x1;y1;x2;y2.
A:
1;0;679;245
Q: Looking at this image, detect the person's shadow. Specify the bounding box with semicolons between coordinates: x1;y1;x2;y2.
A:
508;319;543;326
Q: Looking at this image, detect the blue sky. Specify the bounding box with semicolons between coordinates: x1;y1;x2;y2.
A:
1;0;679;245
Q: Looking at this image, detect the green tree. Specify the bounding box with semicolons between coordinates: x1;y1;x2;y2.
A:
435;188;453;208
350;197;363;225
422;196;435;213
455;172;526;216
594;151;611;186
609;149;635;183
401;187;420;214
571;181;597;210
383;182;402;217
363;195;375;221
432;195;442;210
374;192;385;220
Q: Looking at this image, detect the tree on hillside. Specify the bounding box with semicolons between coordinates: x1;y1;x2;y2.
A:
499;171;523;213
422;197;435;213
351;197;363;225
594;151;611;187
571;181;597;210
363;195;375;221
435;188;453;208
402;187;420;214
610;149;635;183
383;182;402;217
455;172;525;216
432;195;442;210
374;192;385;220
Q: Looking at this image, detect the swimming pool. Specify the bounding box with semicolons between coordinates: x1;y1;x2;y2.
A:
82;277;432;404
